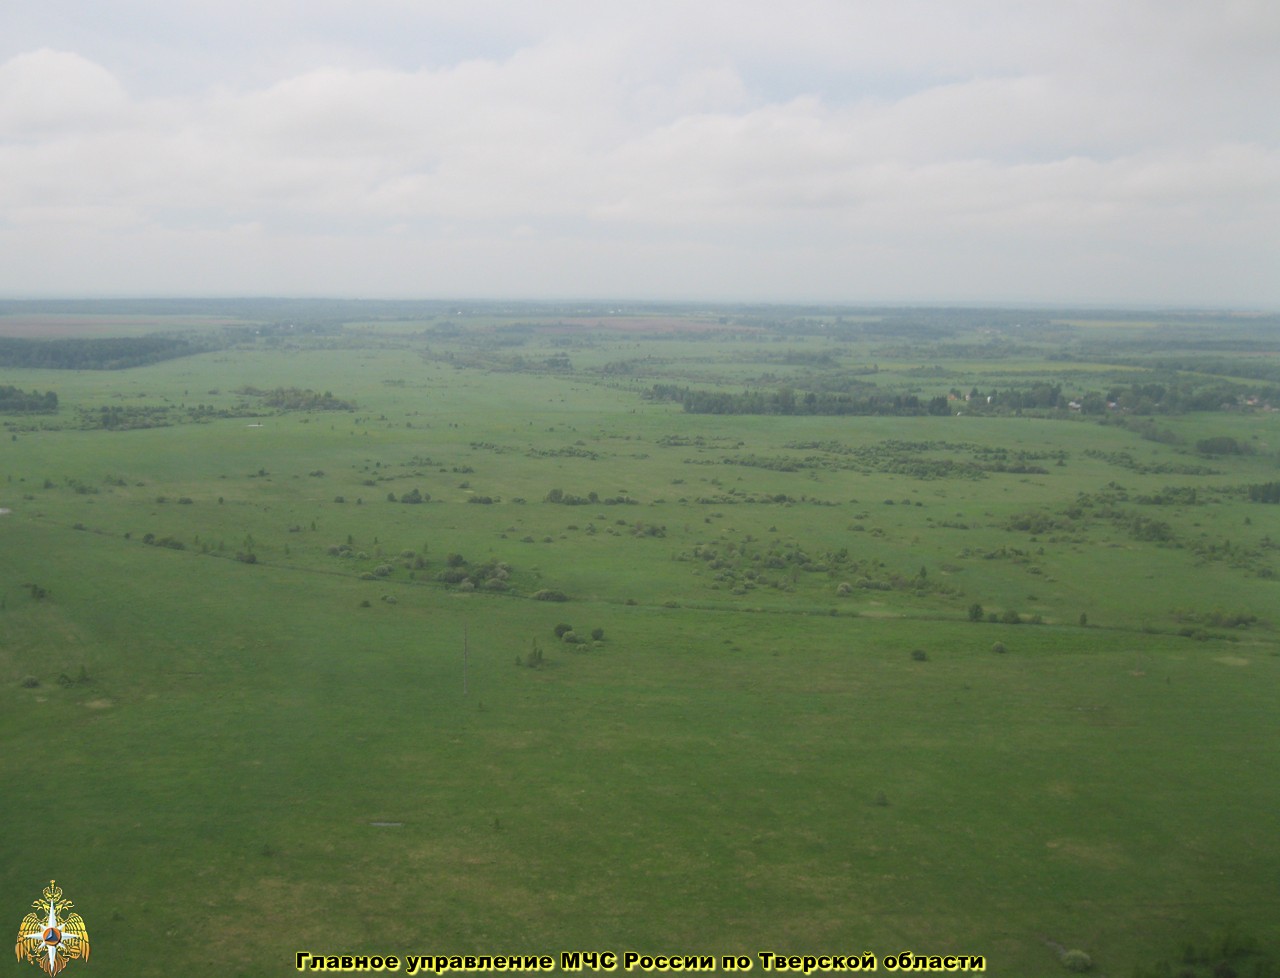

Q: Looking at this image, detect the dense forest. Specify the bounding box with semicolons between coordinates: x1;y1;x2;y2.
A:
0;335;213;370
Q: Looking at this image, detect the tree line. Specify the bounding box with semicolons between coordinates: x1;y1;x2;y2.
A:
0;335;211;370
645;377;1274;418
644;385;951;416
0;385;57;413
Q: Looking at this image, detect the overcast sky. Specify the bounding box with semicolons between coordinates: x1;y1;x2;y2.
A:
1;1;1277;306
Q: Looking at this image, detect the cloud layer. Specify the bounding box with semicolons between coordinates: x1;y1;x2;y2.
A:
1;1;1277;304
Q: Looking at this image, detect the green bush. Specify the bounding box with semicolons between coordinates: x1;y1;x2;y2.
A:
1060;949;1091;972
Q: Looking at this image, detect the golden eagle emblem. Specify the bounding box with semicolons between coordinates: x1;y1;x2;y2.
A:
15;881;89;976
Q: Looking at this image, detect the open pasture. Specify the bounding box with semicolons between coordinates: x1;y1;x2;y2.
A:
2;304;1278;976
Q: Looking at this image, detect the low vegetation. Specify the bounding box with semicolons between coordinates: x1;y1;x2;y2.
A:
1;300;1277;977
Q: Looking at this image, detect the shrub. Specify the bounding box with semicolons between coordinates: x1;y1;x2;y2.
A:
836;582;853;596
1061;949;1092;972
992;642;1007;654
20;676;40;688
591;628;604;641
534;589;568;602
561;630;580;644
968;603;985;622
1000;609;1022;625
910;649;928;662
554;623;573;638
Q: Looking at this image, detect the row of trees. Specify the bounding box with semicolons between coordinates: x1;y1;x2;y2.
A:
0;335;210;369
645;385;951;416
236;386;355;411
1248;481;1280;503
0;385;57;413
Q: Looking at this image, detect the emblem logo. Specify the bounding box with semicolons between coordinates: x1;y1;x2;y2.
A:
15;881;89;976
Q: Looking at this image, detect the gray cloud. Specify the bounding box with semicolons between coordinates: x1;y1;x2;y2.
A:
0;1;1276;303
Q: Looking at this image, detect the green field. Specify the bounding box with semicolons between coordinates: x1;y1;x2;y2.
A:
2;302;1278;977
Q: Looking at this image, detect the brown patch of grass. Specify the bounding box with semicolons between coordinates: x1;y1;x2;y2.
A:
1044;837;1127;869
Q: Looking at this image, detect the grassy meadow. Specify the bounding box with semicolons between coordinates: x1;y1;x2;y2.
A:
2;304;1278;977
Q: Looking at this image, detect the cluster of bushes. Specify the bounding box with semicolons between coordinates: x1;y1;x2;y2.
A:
1132;926;1275;978
1123;514;1177;543
1174;608;1258;629
388;488;430;504
142;533;186;550
967;604;1040;625
237;386;355;411
1083;449;1219;476
1195;435;1255;456
1004;510;1076;534
545;488;636;506
516;641;546;669
438;553;511;591
553;622;604;645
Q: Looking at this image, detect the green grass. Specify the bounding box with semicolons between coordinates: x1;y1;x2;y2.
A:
2;309;1278;976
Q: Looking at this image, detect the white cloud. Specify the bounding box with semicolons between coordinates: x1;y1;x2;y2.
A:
0;48;129;135
0;1;1276;303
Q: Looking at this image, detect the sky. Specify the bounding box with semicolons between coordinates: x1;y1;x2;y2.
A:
0;1;1277;306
